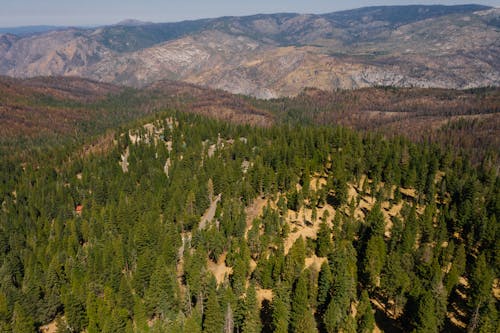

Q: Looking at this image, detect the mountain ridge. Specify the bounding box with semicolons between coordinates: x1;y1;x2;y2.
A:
0;4;498;97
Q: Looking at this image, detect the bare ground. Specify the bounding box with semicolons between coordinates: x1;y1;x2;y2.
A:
207;252;232;285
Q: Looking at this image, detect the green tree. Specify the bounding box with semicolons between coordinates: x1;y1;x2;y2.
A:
272;283;290;333
284;237;306;284
203;286;223;333
317;262;332;313
412;290;439;333
63;293;88;333
356;290;375;333
145;260;179;319
242;283;261;333
12;303;35;333
291;272;316;333
468;254;494;333
363;235;386;289
316;220;332;257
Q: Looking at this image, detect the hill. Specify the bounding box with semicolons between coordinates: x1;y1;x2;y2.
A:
1;77;498;166
0;5;498;97
0;109;498;332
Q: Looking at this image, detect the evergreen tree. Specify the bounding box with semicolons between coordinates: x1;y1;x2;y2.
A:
12;303;35;333
272;283;290;333
242;283;261;333
363;235;386;288
291;272;314;333
356;290;375;333
468;254;494;333
203;286;223;333
317;262;332;313
316;220;332;257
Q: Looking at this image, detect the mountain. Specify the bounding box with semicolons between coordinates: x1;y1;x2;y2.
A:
0;25;68;36
0;5;498;97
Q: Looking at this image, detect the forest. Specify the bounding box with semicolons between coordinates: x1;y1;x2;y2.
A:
0;76;499;332
0;98;498;332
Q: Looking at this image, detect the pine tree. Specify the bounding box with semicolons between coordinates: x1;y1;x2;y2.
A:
363;235;386;288
356;290;375;333
203;286;223;333
242;283;261;333
12;303;35;333
63;293;88;333
316;220;332;257
290;272;311;333
184;307;203;333
272;283;290;333
317;262;332;313
284;237;306;284
144;259;179;319
412;290;439;333
468;254;494;333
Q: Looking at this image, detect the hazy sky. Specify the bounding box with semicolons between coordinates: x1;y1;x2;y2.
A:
1;0;498;27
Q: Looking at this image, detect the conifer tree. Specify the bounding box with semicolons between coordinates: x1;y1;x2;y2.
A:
363;235;386;288
242;283;261;333
356;290;375;333
272;282;290;333
12;303;35;333
468;254;494;333
317;262;332;313
203;286;223;333
316;220;332;257
290;272;313;333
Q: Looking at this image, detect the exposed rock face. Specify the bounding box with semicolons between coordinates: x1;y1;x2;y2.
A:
0;5;498;97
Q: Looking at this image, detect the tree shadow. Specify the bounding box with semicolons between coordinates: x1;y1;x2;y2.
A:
260;299;273;332
373;306;403;333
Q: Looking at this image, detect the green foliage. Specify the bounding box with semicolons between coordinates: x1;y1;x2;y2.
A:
203;286;223;333
363;235;387;288
12;303;35;333
271;283;290;333
0;109;498;333
242;283;261;333
356;290;375;333
291;272;313;333
316;219;332;257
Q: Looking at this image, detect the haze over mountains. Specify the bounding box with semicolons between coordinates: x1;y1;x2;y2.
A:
0;4;499;98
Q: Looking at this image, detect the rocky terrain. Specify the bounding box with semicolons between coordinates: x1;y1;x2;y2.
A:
0;5;498;97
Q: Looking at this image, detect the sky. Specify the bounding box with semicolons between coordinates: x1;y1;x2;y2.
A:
1;0;498;27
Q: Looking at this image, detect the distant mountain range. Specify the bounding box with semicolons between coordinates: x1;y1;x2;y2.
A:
0;4;498;98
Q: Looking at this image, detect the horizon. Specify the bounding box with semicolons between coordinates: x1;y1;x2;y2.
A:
0;1;498;28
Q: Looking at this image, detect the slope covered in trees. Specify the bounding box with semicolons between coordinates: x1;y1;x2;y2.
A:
0;107;498;332
2;77;498;166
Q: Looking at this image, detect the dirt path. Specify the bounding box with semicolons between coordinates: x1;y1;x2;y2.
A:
244;197;268;237
119;147;129;173
199;193;222;230
164;158;171;177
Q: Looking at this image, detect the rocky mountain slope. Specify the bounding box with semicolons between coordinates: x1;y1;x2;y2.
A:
0;5;498;97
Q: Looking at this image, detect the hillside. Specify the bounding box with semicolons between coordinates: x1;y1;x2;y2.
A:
0;5;498;97
0;109;498;332
0;77;271;156
1;77;498;166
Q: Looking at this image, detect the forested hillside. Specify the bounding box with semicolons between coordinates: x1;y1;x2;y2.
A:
0;108;498;332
